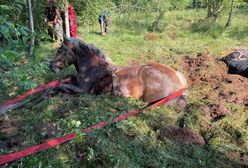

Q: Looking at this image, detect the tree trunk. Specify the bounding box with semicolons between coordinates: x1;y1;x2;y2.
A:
64;7;70;38
207;0;211;17
121;0;124;13
27;0;34;56
225;0;234;28
207;0;223;19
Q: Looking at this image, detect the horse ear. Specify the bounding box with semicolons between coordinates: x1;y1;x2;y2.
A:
69;43;76;49
62;34;76;49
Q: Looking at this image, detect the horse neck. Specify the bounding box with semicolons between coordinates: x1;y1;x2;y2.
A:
74;56;90;73
74;54;112;74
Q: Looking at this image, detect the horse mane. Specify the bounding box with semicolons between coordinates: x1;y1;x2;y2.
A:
67;37;112;63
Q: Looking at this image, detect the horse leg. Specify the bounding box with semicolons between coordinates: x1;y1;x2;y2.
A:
58;83;84;94
60;74;77;84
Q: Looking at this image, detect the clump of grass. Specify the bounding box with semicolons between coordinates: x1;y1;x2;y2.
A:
191;19;225;38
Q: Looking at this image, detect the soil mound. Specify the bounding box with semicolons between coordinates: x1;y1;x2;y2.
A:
159;126;205;145
181;53;248;120
144;32;160;41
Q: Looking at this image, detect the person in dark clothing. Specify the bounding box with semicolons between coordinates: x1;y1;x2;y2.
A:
45;1;57;39
45;0;63;42
98;12;111;35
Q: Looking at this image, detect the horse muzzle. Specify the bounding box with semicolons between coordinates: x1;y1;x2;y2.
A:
49;62;60;73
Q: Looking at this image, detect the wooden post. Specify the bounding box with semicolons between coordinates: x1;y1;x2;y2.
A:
64;6;70;38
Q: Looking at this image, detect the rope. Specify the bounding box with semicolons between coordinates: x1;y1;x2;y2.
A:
0;89;184;166
0;80;60;108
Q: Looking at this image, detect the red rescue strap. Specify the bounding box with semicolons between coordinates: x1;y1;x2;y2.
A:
0;80;60;107
0;89;184;165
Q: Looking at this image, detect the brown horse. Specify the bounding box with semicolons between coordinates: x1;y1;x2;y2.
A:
50;37;188;103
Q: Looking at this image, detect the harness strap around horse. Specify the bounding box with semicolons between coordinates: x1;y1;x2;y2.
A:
0;88;184;165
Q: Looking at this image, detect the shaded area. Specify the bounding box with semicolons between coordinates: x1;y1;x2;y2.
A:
159;126;205;145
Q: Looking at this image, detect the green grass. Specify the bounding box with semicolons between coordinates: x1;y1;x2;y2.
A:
1;8;248;167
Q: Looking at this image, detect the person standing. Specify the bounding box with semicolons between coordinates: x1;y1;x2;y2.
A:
53;7;63;42
45;0;57;40
98;11;111;35
45;0;63;42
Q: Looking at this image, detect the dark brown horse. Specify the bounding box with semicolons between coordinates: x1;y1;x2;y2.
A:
50;37;188;103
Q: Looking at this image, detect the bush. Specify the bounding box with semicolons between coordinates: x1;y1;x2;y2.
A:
169;0;192;10
191;19;225;38
70;0;114;25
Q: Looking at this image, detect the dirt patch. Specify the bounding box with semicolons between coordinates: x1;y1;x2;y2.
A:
180;53;248;120
0;119;23;149
159;126;205;145
34;123;58;139
144;32;160;41
0;119;18;137
241;153;248;166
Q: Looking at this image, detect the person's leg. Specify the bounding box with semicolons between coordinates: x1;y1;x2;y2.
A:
54;20;63;42
98;18;102;34
47;21;55;40
101;21;106;35
105;25;108;33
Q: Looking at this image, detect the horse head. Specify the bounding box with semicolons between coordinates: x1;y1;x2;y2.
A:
50;37;113;73
49;37;80;73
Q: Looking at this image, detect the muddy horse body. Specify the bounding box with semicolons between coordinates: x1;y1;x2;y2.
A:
92;63;187;102
50;37;187;103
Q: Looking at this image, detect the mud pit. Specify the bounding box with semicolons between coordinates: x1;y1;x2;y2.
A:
181;53;248;120
158;52;248;148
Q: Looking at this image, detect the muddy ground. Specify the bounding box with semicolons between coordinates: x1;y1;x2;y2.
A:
159;52;247;139
182;52;248;118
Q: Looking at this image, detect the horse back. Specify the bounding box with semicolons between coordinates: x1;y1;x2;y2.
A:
113;68;144;98
140;63;187;102
113;62;187;102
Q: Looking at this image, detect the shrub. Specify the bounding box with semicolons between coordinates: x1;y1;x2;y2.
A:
191;19;225;38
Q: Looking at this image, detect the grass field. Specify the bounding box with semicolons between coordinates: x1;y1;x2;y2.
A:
0;8;248;167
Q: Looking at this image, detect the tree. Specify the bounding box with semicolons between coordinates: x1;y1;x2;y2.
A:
225;0;234;28
27;0;34;56
207;0;224;18
192;0;202;8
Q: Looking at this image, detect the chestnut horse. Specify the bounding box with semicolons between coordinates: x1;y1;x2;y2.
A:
50;37;188;103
